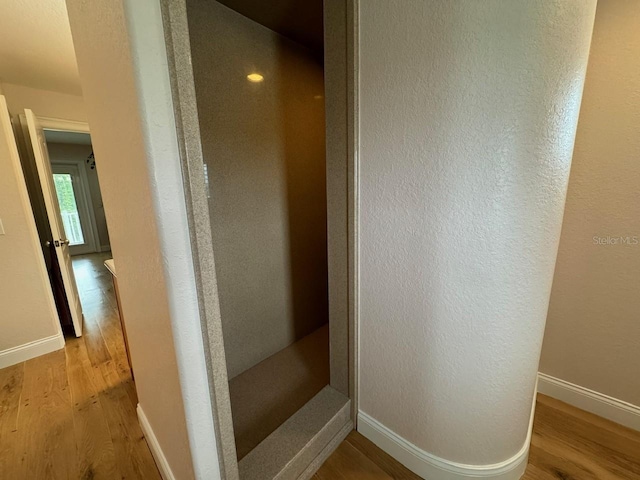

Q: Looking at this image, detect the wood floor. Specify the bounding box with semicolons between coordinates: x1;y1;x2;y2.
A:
318;394;640;479
0;253;161;480
2;254;640;479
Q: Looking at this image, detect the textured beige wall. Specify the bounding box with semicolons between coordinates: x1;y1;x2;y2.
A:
48;142;111;250
65;1;194;478
539;0;640;407
0;96;60;353
359;0;595;468
187;0;328;379
1;82;86;122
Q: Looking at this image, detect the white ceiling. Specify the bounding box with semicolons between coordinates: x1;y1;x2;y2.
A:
0;0;81;95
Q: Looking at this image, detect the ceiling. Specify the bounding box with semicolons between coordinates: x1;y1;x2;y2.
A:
44;130;91;145
0;0;81;95
217;0;324;58
0;0;324;96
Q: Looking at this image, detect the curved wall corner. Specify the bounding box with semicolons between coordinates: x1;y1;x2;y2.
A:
357;1;597;478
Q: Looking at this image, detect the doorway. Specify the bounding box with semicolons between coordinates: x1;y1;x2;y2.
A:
44;129;109;257
164;0;357;477
20;114;113;338
186;0;330;460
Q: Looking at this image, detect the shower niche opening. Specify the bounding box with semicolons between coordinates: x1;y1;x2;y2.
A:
170;0;355;478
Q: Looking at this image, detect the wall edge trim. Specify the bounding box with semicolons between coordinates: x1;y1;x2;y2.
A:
0;333;65;369
537;372;640;431
356;409;532;480
137;404;177;480
37;116;90;133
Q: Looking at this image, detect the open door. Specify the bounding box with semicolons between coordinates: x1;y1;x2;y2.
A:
25;109;84;336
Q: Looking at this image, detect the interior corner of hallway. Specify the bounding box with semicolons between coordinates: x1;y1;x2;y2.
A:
358;0;597;470
540;0;640;409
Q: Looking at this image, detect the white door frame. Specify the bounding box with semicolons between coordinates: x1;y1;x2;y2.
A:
25;110;85;337
38;116;90;135
37;117;100;256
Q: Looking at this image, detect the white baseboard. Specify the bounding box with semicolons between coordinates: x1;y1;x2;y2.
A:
137;404;176;480
537;372;640;431
0;333;65;369
357;411;531;480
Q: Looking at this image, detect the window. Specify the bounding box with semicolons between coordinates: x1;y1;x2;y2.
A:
53;173;85;245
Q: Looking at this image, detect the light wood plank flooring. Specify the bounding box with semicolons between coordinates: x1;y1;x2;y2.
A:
0;253;161;480
2;254;640;479
317;394;640;479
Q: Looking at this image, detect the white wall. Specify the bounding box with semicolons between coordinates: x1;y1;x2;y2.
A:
1;82;86;122
65;0;200;478
187;0;328;379
540;0;640;408
48;142;111;250
0;95;62;362
358;0;596;475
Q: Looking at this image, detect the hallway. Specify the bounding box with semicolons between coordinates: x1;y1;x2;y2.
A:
0;253;161;479
2;255;640;478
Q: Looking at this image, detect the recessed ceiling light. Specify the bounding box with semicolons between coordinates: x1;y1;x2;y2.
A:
247;73;264;83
